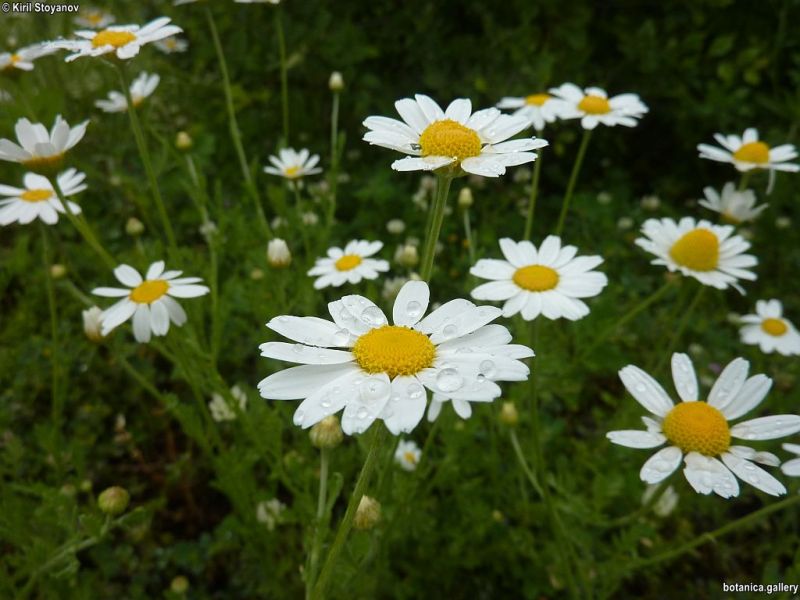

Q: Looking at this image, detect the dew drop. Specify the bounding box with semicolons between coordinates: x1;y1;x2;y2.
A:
332;328;351;346
356;407;369;419
476;374;486;383
361;306;387;326
437;367;463;393
405;300;423;319
479;359;496;378
635;383;647;393
360;377;389;403
408;383;425;399
442;323;459;338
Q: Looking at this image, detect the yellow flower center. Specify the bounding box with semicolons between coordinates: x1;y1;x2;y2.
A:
512;265;559;291
733;141;770;164
761;318;788;337
403;451;418;465
720;211;741;225
525;93;550;106
334;254;362;271
87;13;103;25
165;38;177;49
284;165;301;178
21;153;64;173
669;228;719;272
20;188;53;202
352;325;436;379
10;54;21;64
129;279;169;304
578;95;611;115
418;119;481;160
92;30;137;48
662;401;730;456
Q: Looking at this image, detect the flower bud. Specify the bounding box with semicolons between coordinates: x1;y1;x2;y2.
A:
394;244;419;268
97;486;130;515
175;131;193;151
50;263;67;279
458;187;473;209
310;415;344;449
250;268;265;280
125;217;144;237
499;401;518;427
640;195;660;211
83;306;105;343
386;219;405;235
328;71;344;92
170;576;189;594
775;216;791;229
353;495;381;530
267;238;292;268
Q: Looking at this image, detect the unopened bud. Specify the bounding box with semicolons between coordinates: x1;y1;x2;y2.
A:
499;401;519;427
328;71;344;92
386;219;405;235
97;486;130;515
250;268;265;280
353;495;381;530
50;263;67;279
125;217;144;237
175;131;193;150
83;306;105;343
310;415;343;449
395;244;419;268
458;187;473;208
170;576;189;594
267;238;292;268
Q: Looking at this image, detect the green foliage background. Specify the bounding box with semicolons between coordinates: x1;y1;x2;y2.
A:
1;0;799;598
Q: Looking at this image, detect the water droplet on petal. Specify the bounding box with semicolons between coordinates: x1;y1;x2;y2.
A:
408;383;425;399
361;306;387;326
356;407;369;419
479;359;496;378
437;367;463;393
406;300;423;319
332;328;350;346
442;323;459;338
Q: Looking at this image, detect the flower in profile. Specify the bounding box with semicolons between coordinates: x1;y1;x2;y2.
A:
739;299;800;356
698;182;767;224
263;148;322;180
208;386;248;422
308;240;389;289
74;8;115;29
362;95;547;177
267;238;292;268
496;92;568;131
154;36;189;54
549;84;648;130
258;280;533;435
697;128;798;173
0;116;88;173
394;439;421;471
607;353;800;498
92;261;210;343
470;236;607;321
781;444;800;477
1;44;56;73
82;306;105;342
52;17;182;62
95;72;160;113
635;217;757;292
0;169;85;226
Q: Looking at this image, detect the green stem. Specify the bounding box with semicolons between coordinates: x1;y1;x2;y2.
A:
311;425;387;600
738;170;753;191
116;64;178;255
307;447;331;599
509;429;543;496
523;149;544;240
39;224;62;459
275;7;290;145
327;91;340;227
205;7;271;237
653;284;705;374
49;177;116;270
462;207;475;265
419;176;452;281
555;130;592;236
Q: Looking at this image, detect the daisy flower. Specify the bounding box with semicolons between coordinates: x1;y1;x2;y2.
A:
635;217;757;292
1;43;56;73
739;299;800;356
154;36;188;54
308;240;390;289
263;148;322;180
549;83;648;130
51;17;182;62
781;444;800;477
698;182;767;224
470;236;608;321
0;169;85;226
95;72;160;113
258;280;533;435
394;439;421;471
362;95;548;177
92;261;210;343
496;92;568;131
74;8;115;29
697;128;798;173
0;115;88;173
607;353;800;498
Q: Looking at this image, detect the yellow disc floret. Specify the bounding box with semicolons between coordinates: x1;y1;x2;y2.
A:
22;153;64;173
352;325;436;379
733;141;770;165
20;189;53;203
578;95;611;115
403;451;418;465
662;401;730;456
335;254;362;271
512;265;559;292
669;228;719;272
525;93;550;106
761;318;788;337
129;279;169;304
92;30;137;48
418;119;481;160
284;166;301;178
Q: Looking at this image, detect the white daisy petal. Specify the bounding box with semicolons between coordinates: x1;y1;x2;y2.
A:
683;453;739;498
606;430;666;449
618;365;674;417
730;415;800;441
639;446;682;483
670;353;698;402
720;453;785;496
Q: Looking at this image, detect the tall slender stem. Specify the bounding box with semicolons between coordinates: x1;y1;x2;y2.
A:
115;65;178;254
205;7;271;237
306;448;330;598
275;7;290;145
419;176;451;281
39;224;62;458
738;170;752;191
653;284;705;374
523;149;544;240
311;425;387;600
555;129;592;236
462;207;475;265
327;91;340;227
